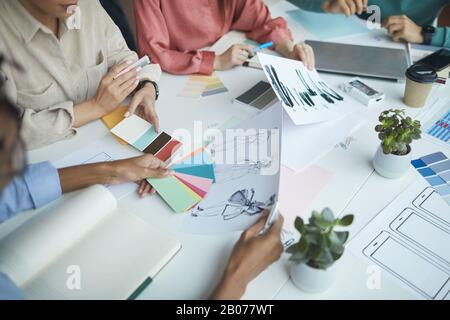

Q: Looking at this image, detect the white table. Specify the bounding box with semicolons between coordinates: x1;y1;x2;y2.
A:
5;0;450;300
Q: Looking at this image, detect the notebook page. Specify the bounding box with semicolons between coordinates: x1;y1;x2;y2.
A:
0;185;116;286
23;211;181;299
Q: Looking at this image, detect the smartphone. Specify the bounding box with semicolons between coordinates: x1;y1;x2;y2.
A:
412;187;450;226
417;48;450;71
363;231;450;299
389;208;450;265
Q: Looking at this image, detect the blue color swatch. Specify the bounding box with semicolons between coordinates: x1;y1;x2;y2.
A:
412;152;450;205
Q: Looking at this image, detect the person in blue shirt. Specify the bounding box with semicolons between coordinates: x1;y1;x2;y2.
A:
0;55;283;300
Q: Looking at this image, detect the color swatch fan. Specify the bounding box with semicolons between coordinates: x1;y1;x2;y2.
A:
148;148;216;213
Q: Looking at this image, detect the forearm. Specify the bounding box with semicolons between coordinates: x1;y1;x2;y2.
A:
58;163;115;193
431;27;450;48
287;0;325;12
73;99;104;128
210;272;246;300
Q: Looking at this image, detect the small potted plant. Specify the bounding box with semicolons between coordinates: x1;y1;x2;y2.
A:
287;208;354;293
373;109;421;179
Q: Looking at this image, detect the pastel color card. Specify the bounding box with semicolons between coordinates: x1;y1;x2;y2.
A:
171;147;205;165
426;176;446;186
175;172;213;197
279;165;334;233
435;184;450;196
132;128;159;152
155;139;182;162
429;160;450;174
143;132;172;155
111;114;151;145
147;176;201;213
421;152;447;165
173;164;216;182
440;171;450;181
176;151;213;168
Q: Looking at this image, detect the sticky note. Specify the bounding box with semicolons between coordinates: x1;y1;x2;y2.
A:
147;176;201;213
173;164;216;182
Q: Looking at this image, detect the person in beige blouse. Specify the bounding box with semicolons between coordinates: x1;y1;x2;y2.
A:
0;0;162;150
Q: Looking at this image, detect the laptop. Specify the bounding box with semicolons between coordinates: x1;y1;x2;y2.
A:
305;40;409;81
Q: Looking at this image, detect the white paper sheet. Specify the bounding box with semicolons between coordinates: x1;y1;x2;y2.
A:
54;135;142;199
181;104;282;234
258;53;363;125
282;109;367;172
348;179;450;300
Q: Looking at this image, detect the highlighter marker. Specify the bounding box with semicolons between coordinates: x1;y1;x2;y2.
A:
114;55;150;79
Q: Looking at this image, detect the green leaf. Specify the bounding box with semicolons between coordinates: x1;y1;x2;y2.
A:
338;215;354;226
334;231;349;244
294;216;305;233
322;208;334;223
311;212;333;229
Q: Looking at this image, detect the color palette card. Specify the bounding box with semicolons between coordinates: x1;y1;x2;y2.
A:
412;152;450;205
110;115;181;161
102;106;129;145
178;74;228;98
147;176;202;213
427;109;450;145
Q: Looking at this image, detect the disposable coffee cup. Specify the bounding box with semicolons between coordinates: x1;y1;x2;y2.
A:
403;64;437;108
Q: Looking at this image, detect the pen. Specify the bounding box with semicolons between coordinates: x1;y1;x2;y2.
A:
260;201;279;235
254;41;274;53
114;55;150;79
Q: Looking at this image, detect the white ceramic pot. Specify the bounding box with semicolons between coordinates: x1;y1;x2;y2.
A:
289;262;338;293
373;145;411;179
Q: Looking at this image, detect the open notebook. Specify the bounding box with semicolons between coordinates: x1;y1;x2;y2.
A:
0;185;181;300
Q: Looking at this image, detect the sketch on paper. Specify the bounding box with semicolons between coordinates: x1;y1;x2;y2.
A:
348;180;450;300
191;189;276;220
181;103;282;234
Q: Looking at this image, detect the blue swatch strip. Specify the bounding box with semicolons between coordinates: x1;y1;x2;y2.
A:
133;128;159;152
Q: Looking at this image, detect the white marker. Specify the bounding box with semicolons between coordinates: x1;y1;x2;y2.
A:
260;201;279;235
114;55;150;79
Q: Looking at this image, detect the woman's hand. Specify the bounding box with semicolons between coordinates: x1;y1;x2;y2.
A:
322;0;368;16
108;154;173;185
92;61;141;116
276;38;315;70
127;82;160;132
382;15;424;43
214;44;253;70
286;43;316;70
211;211;284;300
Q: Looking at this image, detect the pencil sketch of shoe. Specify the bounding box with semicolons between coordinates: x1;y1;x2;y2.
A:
192;189;276;221
214;158;273;183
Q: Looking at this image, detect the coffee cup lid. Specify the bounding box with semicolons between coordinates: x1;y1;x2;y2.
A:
406;64;437;83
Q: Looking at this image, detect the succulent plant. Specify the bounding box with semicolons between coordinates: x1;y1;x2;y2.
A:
375;109;421;156
287;208;354;270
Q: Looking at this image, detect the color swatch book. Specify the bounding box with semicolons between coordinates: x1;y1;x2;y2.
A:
148;149;216;213
427;108;450;145
110;114;182;162
412;152;450;205
178;74;228;98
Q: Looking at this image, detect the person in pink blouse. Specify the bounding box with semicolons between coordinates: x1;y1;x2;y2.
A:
134;0;315;75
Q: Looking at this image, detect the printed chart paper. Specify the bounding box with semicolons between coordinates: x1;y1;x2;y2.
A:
258;53;362;125
348;179;450;300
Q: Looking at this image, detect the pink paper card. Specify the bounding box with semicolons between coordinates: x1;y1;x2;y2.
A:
279;165;334;232
175;172;213;198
